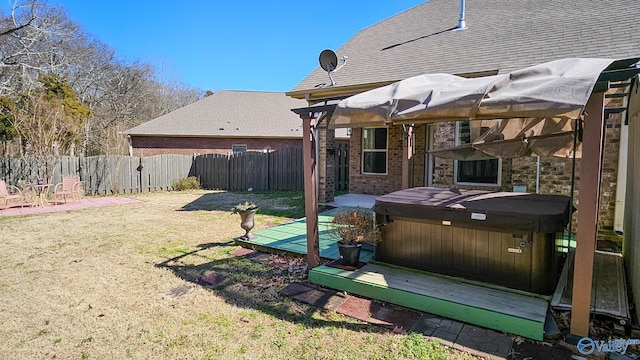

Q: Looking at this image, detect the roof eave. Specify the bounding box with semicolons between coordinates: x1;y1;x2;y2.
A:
286;70;500;101
286;80;397;101
127;133;303;139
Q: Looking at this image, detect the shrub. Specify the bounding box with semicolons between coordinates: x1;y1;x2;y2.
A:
230;201;258;214
329;208;381;245
172;177;201;191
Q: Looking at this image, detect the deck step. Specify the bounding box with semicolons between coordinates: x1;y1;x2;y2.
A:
550;250;630;321
309;262;548;340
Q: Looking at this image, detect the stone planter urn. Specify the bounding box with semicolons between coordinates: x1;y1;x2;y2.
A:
239;209;257;239
231;202;258;240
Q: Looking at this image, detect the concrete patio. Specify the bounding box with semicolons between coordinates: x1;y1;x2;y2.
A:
322;193;377;209
0;196;139;217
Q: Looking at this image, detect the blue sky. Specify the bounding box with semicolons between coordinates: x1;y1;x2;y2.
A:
39;1;425;93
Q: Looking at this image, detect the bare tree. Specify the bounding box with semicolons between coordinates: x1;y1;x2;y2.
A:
0;0;37;95
0;0;77;95
0;96;18;156
82;62;201;156
0;0;36;37
1;0;203;158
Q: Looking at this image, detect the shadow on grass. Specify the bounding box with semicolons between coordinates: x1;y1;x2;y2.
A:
155;241;387;333
178;192;258;212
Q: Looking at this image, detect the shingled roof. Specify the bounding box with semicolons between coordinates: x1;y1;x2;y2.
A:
125;91;307;138
289;0;640;97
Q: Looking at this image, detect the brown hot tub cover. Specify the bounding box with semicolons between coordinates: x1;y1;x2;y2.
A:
373;187;572;233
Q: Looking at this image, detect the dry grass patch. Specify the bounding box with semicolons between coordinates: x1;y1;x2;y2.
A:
0;190;476;359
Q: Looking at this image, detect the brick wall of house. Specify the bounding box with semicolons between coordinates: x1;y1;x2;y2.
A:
348;126;403;194
598;113;623;240
431;121;514;191
431;122;457;188
429;114;624;241
346;115;623;240
130;136;302;156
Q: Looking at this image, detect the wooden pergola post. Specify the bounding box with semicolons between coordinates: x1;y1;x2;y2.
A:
302;113;321;269
569;91;605;337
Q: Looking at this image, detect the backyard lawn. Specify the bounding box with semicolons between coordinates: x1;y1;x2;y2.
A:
0;190;474;359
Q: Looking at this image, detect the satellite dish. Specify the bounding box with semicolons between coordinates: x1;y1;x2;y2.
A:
319;49;338;72
318;49;347;86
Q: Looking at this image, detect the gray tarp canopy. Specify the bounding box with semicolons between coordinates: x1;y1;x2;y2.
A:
428;117;583;159
329;58;619;159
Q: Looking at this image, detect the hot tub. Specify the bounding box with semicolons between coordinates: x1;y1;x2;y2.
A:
372;187;572;294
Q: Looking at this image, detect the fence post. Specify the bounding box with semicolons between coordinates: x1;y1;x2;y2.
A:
267;151;272;191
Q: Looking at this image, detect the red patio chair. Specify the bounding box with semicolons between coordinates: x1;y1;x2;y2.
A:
53;176;84;203
0;179;24;209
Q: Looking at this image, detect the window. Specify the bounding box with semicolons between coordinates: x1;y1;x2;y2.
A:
362;127;387;174
454;121;500;185
232;144;247;154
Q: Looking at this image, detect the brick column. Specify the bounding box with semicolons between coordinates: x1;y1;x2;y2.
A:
317;127;336;203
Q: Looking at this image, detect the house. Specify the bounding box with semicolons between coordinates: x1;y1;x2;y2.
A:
125;90;348;156
288;0;639;240
286;0;640;339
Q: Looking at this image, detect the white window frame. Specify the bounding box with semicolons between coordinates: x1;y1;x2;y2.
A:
453;121;501;187
361;127;388;175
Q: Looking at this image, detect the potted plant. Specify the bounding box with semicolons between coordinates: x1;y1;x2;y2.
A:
231;201;258;239
329;208;381;266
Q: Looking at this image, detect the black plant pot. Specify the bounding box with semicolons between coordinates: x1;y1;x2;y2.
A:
337;242;362;267
239;209;257;239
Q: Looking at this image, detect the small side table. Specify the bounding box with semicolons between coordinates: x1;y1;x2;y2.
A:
26;183;53;207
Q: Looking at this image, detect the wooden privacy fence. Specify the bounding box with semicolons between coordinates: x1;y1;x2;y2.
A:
194;148;305;191
0;154;192;195
0;147;349;195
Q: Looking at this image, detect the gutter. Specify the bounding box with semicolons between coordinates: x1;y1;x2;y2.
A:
286;70;499;101
286;81;396;101
126;134;305;139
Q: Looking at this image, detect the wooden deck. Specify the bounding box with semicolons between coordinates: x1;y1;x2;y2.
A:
235;208;374;262
310;262;549;340
238;206;549;340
